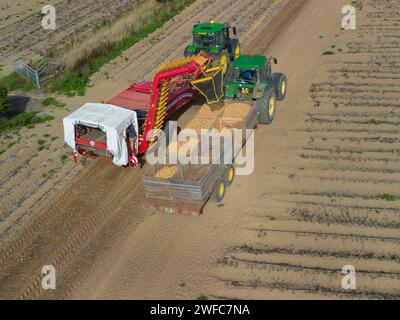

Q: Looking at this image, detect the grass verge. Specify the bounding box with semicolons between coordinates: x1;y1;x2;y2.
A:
0;72;35;92
0;112;54;134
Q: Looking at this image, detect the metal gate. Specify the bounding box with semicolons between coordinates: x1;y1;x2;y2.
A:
11;56;63;89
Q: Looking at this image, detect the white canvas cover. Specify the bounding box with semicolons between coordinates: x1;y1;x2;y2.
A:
63;103;138;166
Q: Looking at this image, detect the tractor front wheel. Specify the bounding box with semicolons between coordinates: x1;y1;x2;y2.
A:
256;89;276;125
219;52;228;75
272;73;287;101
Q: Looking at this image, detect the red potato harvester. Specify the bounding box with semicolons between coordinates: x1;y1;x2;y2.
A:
63;52;224;167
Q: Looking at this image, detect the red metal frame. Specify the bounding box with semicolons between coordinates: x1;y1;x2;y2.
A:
74;125;109;160
139;53;212;152
75;52;212;165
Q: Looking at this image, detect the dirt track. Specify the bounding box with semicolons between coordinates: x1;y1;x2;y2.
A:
1;0;400;300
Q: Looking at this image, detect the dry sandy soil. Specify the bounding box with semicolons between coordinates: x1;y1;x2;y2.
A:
0;0;399;300
0;0;139;75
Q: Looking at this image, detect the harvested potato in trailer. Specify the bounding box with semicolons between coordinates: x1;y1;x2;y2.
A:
155;166;179;179
186;117;219;133
142;105;260;217
222;102;252;118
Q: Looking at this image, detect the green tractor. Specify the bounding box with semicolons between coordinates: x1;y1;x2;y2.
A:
184;21;240;75
224;54;287;124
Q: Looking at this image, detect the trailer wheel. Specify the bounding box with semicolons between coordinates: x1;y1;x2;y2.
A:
224;165;235;187
212;179;226;203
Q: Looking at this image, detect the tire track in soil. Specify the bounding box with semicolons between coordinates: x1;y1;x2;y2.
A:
209;0;400;299
0;0;138;58
0;161;137;299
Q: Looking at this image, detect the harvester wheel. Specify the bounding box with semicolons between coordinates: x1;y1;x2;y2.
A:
211;179;226;203
256;88;276;125
224;164;235;187
219;52;228;75
272;73;287;100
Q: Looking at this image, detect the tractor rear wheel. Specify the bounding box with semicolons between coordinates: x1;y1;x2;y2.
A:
256;88;276;125
272;73;287;100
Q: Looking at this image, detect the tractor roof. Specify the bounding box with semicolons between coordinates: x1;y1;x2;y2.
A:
192;22;225;34
233;55;267;69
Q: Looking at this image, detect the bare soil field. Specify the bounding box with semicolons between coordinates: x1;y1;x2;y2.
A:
0;0;59;26
209;0;400;299
0;0;399;300
0;0;138;74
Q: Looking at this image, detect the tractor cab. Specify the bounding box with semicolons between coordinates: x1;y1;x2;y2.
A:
232;68;259;84
225;55;283;101
184;21;240;74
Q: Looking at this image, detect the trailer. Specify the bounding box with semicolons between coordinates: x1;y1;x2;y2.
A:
141;53;289;216
141;104;258;216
